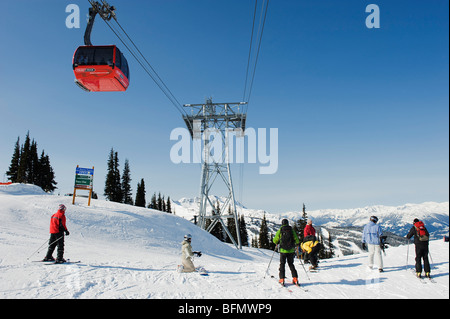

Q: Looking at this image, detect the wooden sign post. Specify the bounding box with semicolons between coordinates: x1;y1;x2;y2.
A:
72;165;94;206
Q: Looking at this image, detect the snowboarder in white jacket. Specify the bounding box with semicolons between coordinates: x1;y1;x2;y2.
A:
180;234;201;273
362;216;384;272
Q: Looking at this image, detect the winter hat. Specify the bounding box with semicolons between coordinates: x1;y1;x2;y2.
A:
58;204;66;212
413;218;419;223
282;219;289;226
184;234;192;241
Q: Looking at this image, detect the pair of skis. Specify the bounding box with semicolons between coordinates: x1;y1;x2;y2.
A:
271;275;308;292
33;259;81;265
413;272;436;284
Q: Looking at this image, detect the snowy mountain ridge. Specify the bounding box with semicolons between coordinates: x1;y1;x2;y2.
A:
171;196;449;239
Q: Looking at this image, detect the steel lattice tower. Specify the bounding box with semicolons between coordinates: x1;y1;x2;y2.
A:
183;98;247;249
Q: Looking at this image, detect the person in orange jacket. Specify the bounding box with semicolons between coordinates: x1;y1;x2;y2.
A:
43;204;70;263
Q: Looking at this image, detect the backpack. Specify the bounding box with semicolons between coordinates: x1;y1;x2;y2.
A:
280;225;295;250
414;221;429;242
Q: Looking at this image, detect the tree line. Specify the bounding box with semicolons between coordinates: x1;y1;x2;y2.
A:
104;148;173;213
205;200;249;247
5;132;57;192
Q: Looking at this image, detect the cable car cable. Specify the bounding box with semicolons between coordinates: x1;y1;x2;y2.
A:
87;0;187;117
242;0;269;106
104;18;186;116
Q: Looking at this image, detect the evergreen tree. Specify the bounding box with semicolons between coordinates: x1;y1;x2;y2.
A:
239;214;249;247
148;193;157;209
37;151;57;192
162;195;166;212
135;178;146;207
251;235;258;248
17;132;31;183
226;214;237;244
104;148;122;202
258;213;271;249
6;133;57;192
157;192;163;211
295;203;308;243
28;140;39;184
121;159;133;205
209;201;224;241
166;196;172;213
6;137;21;182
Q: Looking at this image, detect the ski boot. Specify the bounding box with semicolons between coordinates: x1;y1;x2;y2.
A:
292;277;299;286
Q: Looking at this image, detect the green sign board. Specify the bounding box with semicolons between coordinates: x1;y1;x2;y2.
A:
75;175;92;187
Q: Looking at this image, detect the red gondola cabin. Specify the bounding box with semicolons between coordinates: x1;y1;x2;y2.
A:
73;45;130;92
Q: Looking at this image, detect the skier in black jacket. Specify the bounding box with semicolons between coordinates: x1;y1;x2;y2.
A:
406;218;431;278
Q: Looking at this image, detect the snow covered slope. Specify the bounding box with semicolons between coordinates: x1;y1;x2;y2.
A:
0;184;448;299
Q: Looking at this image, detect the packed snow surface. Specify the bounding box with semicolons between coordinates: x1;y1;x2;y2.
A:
0;184;448;299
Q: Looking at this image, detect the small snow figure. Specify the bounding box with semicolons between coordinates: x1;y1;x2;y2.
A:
43;204;70;263
180;234;202;273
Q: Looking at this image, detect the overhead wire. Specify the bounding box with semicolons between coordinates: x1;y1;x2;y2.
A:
242;0;269;108
238;0;269;222
90;0;188;119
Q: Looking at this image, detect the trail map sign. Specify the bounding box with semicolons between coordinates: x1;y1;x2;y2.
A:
72;165;94;206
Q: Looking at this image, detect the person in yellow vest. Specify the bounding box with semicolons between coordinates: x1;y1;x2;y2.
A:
301;235;321;270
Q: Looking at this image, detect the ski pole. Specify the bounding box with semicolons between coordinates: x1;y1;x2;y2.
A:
264;245;278;279
296;246;310;281
428;251;434;268
27;238;49;260
27;235;64;261
298;254;310;281
405;238;409;271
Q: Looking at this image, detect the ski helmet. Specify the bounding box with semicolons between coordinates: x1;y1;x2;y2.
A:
282;219;289;226
59;204;66;212
370;216;378;223
184;234;192;241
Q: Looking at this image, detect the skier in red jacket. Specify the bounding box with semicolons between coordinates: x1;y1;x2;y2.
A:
43;204;70;263
304;219;316;237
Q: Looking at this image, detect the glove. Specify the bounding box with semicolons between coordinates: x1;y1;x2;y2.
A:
362;243;366;250
65;230;70;236
194;251;202;257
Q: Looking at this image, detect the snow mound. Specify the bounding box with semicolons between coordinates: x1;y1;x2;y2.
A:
0;183;47;196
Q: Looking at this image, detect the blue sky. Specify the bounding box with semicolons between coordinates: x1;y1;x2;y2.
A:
0;0;448;213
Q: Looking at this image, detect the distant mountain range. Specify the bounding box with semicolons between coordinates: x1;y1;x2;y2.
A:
171;197;449;256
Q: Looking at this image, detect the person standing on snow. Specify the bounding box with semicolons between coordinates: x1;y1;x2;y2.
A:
43;204;70;263
304;219;316;238
361;216;384;272
406;218;431;278
273;219;300;286
180;234;202;273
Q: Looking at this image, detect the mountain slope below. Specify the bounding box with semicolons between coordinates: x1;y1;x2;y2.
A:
0;184;448;299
